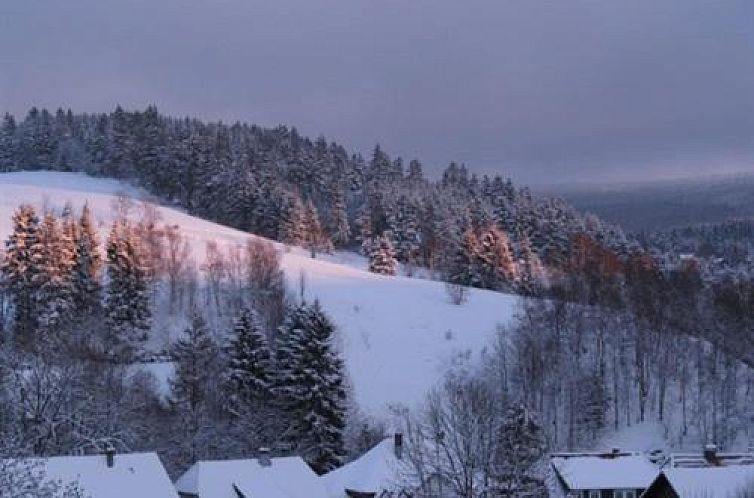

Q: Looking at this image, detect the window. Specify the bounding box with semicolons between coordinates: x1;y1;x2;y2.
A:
588;490;600;498
615;490;636;498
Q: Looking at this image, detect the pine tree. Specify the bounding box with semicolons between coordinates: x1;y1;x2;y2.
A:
2;205;43;344
0;113;18;172
274;302;347;473
227;307;272;404
494;402;546;495
478;225;516;290
517;233;544;294
72;203;102;315
327;187;351;247
170;312;222;465
35;211;75;333
103;220;151;358
368;234;397;276
447;229;482;287
280;194;307;246
303;200;332;257
171;313;220;411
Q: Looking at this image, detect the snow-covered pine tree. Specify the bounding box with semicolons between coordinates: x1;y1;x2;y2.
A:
447;228;482;288
274;301;347;473
2;205;44;344
170;312;222;466
280;194;307;246
303;200;332;257
494;402;546;495
171;312;220;411
355;204;374;256
103;220;151;359
368;233;397;276
227;307;272;404
517;233;545;295
35;211;76;334
71;203;102;315
478;225;516;290
327;187;351;248
0;113;18;172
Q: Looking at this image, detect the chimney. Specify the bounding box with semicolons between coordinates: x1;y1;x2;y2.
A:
394;433;403;460
105;444;116;468
258;447;272;467
704;443;718;465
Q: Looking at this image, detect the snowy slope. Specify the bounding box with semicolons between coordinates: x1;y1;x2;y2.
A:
0;171;520;414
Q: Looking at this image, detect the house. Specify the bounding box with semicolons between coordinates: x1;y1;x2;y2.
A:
174;451;330;498
641;445;754;497
664;444;754;469
3;448;178;498
322;434;452;498
550;450;659;498
322;434;414;498
641;466;754;498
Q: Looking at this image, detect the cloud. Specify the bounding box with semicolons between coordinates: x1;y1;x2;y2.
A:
1;0;752;183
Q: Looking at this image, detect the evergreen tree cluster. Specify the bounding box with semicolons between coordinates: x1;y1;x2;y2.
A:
0;106;630;287
171;301;348;474
1;203;149;358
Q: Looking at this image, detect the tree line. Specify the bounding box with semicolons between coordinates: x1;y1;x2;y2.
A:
0;106;630;292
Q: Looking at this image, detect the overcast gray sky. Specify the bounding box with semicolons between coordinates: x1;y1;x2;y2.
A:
1;0;753;184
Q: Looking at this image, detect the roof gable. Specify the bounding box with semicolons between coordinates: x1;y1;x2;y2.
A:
175;456;329;498
550;453;658;491
8;452;178;498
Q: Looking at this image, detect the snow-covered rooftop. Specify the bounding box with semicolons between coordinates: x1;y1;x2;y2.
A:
663;466;754;497
322;438;411;497
7;452;178;498
667;452;754;469
551;453;658;491
174;456;329;498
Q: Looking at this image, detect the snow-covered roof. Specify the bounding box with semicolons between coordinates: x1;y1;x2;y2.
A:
667;452;754;469
663;466;754;497
322;438;411;497
551;453;658;490
174;456;329;498
8;452;178;498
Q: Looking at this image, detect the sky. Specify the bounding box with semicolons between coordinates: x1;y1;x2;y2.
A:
1;0;753;184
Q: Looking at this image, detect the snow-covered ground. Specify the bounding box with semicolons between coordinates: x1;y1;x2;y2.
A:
0;171;520;415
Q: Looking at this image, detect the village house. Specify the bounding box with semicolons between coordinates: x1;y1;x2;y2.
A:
322;433;451;498
3;448;178;498
174;450;330;498
550;450;659;498
642;445;754;497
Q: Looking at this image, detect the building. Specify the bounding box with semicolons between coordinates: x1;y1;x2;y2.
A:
174;451;330;498
642;445;754;497
550;450;659;498
322;435;412;498
641;466;754;498
664;444;754;469
3;449;178;498
322;434;452;498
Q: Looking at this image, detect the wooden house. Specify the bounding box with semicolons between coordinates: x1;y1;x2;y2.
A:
550;450;658;498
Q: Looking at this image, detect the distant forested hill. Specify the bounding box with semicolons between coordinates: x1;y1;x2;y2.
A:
544;174;754;233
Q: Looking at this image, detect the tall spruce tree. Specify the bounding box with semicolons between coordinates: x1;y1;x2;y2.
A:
103;220;151;358
35;211;75;333
72;203;102;315
274;301;347;473
227;307;272;404
2;205;44;344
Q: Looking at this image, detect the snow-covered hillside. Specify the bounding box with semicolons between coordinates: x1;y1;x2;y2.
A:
0;171;520;415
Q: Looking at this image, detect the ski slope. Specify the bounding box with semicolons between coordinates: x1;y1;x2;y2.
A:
0;171;520;415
